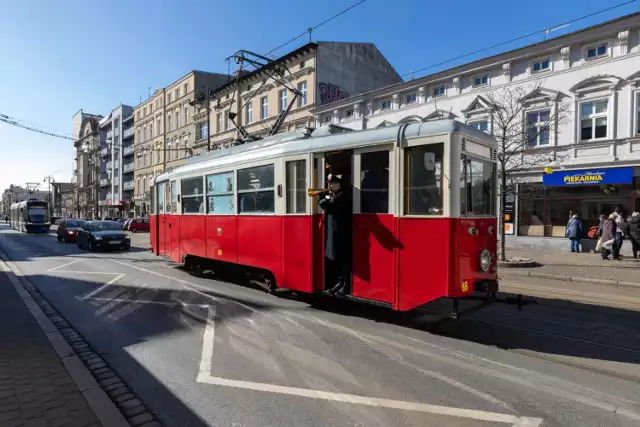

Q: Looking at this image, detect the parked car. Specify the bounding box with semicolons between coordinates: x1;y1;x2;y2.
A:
127;218;150;233
115;218;128;228
56;219;86;243
76;220;131;251
123;218;133;230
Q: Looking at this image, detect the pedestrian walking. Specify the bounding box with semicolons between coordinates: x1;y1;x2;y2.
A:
595;214;606;252
613;206;627;254
627;210;640;259
601;214;620;260
565;213;584;253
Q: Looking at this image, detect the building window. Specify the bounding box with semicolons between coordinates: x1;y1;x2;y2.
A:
150;123;154;138
381;100;392;110
167;115;172;132
300;60;305;69
261;96;268;119
149;104;153;114
580;99;608;141
167;141;172;161
526;110;550;146
167;93;172;104
217;113;222;133
143;125;147;141
206;172;234;214
470;120;489;133
238;164;275;213
143;106;147;116
433;86;445;98
323;115;332;124
136;111;140;120
280;89;288;112
175;88;180;99
246;101;253;123
156;118;161;136
175;111;180;129
586;43;608;60
345;109;354;118
473;75;489;87
184;82;189;94
181;177;204;214
298;81;307;107
136;129;140;142
225;110;230;130
532;58;550;73
405;93;417;104
197;122;208;141
184;106;189;126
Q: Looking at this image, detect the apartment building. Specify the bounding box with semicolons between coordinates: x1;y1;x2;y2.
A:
203;42;402;148
312;12;640;239
71;110;105;219
98;105;134;218
133;71;230;216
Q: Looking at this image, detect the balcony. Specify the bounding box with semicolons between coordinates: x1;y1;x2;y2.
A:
106;130;113;139
123;145;134;156
123;127;134;139
99;178;110;187
100;147;109;157
122;162;134;173
192;109;209;123
122;181;134;190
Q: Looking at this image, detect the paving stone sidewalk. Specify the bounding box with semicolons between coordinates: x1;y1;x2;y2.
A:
501;247;640;284
0;271;101;427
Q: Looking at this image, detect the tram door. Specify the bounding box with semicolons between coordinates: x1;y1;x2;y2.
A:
351;146;395;304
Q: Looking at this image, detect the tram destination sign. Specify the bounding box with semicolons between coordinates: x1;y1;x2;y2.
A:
543;167;634;186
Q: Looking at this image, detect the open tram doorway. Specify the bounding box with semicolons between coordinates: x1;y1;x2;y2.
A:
314;149;354;294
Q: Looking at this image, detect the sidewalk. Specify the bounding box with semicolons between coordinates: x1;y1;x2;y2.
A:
501;247;640;286
0;265;103;426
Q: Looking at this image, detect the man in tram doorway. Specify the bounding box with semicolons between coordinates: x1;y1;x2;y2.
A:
318;174;352;296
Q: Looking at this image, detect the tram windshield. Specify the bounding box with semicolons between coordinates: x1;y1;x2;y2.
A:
27;206;47;223
460;155;497;216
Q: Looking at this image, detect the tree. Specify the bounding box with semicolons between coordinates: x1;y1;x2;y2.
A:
483;81;572;261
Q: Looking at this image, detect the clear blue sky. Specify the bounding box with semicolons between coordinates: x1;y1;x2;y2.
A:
1;0;637;193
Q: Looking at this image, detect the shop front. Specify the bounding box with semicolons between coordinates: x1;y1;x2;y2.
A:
517;166;639;237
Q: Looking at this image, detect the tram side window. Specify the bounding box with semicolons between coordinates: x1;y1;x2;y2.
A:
170;181;177;214
238;164;275;213
206;172;234;214
181;177;204;214
286;160;306;214
361;151;389;213
460;155;496;216
404;144;444;215
157;182;166;214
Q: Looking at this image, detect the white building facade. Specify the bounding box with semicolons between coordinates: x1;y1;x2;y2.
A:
312;12;640;238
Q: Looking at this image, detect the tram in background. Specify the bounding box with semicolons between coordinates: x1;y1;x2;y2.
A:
150;120;498;312
10;199;51;233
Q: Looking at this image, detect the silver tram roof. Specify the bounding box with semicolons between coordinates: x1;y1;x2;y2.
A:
155;119;495;184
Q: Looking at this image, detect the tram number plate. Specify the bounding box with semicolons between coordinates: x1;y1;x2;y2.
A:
109;240;121;245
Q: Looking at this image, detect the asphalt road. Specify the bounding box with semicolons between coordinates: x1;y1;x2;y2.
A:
1;224;640;427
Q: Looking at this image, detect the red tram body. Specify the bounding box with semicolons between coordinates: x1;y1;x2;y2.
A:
151;120;498;311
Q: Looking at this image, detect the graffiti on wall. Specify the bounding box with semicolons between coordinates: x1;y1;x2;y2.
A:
319;82;349;105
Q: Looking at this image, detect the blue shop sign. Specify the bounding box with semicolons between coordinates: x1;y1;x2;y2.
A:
543;167;634;186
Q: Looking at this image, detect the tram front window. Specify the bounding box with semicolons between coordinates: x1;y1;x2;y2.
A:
28;207;47;223
460;155;497;216
404;143;444;215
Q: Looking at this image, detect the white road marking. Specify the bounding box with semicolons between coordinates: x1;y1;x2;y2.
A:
83;296;208;309
511;417;545;427
79;274;125;300
111;259;546;423
46;259;81;272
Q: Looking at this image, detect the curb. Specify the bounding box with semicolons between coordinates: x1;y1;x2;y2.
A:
0;249;163;427
0;256;130;427
500;269;640;288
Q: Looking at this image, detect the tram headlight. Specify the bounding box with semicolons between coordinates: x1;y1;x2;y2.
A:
479;250;491;272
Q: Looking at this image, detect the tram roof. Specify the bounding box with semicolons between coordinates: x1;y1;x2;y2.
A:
155;119;495;183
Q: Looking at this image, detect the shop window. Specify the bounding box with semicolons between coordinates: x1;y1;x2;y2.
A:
286;160;307;214
360;151;389;213
238;164;275;213
181;177;204;214
404;143;444;215
206;172;234;214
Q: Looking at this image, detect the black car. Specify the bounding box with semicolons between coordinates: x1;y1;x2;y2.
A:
76;220;131;251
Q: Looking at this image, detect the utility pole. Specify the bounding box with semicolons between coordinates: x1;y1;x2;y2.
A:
43;175;54;219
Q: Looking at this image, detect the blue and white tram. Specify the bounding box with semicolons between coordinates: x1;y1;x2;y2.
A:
10;199;51;233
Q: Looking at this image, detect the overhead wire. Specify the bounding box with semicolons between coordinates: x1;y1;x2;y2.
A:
265;0;369;56
400;0;639;78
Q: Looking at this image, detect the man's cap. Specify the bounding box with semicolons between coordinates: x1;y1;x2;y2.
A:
328;174;342;183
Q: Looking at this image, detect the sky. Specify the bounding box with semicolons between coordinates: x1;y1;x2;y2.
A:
0;0;638;193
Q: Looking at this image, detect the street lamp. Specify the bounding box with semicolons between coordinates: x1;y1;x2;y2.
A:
43;175;55;219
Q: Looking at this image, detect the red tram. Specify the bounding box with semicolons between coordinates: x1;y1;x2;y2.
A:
150;120;498;312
